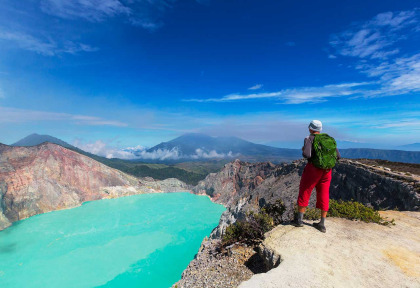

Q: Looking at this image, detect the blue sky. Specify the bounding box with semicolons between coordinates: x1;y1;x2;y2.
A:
0;0;419;157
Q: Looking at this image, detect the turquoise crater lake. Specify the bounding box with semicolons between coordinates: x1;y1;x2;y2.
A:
0;192;225;288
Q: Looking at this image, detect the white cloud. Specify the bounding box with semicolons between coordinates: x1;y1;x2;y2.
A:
73;139;138;159
133;146;238;160
72;140;238;160
248;84;263;90
326;9;420;99
191;148;238;159
123;145;147;152
357;53;420;95
135;147;181;160
372;10;418;28
330;10;418;59
0;106;127;127
1;0;206;57
0;29;98;56
184;82;374;104
188;9;419;105
371;119;420;130
61;42;99;54
40;0;207;31
183;92;279;102
0;30;57;56
40;0;130;22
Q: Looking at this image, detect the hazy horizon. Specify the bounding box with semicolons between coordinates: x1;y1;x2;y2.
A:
4;132;420;160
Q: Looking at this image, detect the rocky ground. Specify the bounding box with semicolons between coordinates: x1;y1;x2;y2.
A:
239;211;420;288
173;239;266;288
355;158;420;176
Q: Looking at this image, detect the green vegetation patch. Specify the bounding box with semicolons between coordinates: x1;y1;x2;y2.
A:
221;211;274;247
124;165;206;185
221;200;286;247
302;199;395;226
261;199;287;225
174;160;229;175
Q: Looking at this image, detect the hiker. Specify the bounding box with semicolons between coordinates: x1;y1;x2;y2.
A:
293;120;341;233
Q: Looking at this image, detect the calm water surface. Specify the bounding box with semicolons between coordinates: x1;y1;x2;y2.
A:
0;192;225;288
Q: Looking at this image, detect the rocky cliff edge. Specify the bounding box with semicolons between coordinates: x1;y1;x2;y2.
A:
239;210;420;288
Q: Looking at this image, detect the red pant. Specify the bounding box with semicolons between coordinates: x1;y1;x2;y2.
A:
297;162;332;211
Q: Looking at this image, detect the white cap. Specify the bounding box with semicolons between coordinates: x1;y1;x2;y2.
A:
308;120;322;132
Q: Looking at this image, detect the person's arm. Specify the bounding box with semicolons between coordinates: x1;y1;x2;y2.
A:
302;136;312;159
336;147;341;160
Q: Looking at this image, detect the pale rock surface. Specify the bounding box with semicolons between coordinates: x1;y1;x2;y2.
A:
239;211;420;288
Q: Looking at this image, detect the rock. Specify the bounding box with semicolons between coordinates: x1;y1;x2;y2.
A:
331;160;419;211
256;243;281;270
239;211;420;288
173;239;262;288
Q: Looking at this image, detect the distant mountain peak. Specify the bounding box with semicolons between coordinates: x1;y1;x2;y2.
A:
144;132;301;163
12;133;75;149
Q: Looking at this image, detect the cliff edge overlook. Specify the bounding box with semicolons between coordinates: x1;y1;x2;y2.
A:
175;158;420;288
239;211;420;288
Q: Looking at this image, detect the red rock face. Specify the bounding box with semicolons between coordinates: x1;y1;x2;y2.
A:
0;142;138;229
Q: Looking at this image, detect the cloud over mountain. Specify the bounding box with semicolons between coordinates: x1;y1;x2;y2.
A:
73;139;239;161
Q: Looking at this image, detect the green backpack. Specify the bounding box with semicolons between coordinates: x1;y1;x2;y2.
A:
311;133;337;169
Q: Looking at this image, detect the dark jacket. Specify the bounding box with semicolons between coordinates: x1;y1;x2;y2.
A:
302;134;341;160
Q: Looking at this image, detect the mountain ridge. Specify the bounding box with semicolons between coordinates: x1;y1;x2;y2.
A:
10;133;420;164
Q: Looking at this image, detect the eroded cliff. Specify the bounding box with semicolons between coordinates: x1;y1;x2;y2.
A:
0;142;190;230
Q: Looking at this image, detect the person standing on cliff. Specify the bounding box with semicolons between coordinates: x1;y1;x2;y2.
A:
293;120;341;233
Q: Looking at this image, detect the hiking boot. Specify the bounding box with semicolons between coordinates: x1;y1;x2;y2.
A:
292;217;304;227
313;222;326;233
